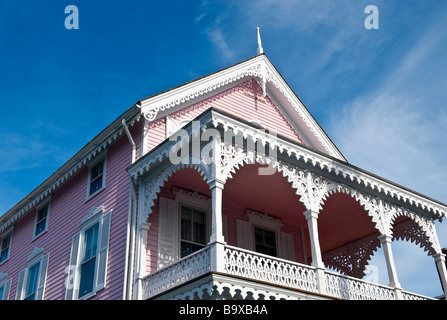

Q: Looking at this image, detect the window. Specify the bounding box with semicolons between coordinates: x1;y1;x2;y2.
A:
87;158;106;198
157;189;211;269
78;222;99;298
24;261;40;300
65;207;111;300
180;205;206;258
34;204;49;238
0;233;12;264
254;226;277;257
16;249;50;300
236;209;295;261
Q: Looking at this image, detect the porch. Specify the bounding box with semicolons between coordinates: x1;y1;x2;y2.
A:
141;243;434;300
128;108;447;300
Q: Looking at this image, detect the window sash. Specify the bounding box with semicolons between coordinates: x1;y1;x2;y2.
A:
180;206;206;258
78;257;96;298
83;223;99;262
25;262;40;300
89;161;104;196
0;234;11;263
35;205;48;236
78;222;99;299
254;226;277;257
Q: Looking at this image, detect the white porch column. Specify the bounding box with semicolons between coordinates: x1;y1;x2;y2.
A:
139;222;151;277
433;252;447;299
208;179;225;244
378;234;403;299
304;209;326;295
206;127;226;273
208;179;226;273
137;221;151;300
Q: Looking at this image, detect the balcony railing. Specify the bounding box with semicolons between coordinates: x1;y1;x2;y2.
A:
142;246;211;299
141;244;436;300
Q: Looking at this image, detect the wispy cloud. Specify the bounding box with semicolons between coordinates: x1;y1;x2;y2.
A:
328;9;447;297
205;27;234;61
194;0;235;62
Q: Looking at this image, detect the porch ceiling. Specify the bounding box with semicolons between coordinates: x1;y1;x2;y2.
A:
318;193;378;253
165;165;393;260
223;163;306;226
223;164;379;255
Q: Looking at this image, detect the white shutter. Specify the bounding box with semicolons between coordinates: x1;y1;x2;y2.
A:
35;253;50;300
65;232;81;300
280;232;295;261
16;269;26;300
95;210;111;291
157;197;177;269
236;219;251;250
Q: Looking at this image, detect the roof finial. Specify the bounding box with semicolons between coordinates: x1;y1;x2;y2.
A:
257;27;264;55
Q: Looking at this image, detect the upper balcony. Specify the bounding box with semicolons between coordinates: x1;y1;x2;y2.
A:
128;109;447;301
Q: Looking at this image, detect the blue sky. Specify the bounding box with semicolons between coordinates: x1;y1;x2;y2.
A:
1;0;447;298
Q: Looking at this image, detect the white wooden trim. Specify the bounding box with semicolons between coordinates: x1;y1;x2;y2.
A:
85;154;108;201
17;250;50;300
0;229;13;265
67;208;111;300
32;200;51;240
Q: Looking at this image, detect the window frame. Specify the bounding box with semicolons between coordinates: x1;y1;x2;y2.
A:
65;206;111;300
179;204;207;258
24;259;41;300
78;220;100;299
16;249;50;300
33;202;51;240
174;189;211;259
253;225;278;257
0;230;13;265
86;156;107;201
247;209;282;257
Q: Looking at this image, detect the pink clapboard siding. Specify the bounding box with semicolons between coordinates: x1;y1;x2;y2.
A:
0;121;142;300
146;79;305;152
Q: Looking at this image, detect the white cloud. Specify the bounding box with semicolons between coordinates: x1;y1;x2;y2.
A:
205;27;234;62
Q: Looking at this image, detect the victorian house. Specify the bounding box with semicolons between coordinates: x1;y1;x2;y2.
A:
1;31;447;301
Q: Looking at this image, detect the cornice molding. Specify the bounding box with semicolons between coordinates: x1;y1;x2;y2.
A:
128;109;447;222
